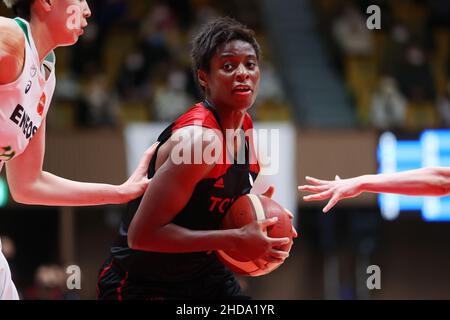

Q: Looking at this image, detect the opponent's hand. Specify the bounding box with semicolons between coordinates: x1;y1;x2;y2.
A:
118;142;159;203
298;175;362;213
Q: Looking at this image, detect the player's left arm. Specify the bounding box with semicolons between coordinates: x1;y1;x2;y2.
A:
6;119;157;206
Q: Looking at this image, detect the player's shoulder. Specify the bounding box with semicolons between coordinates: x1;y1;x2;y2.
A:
173;103;220;131
0;17;25;84
172;125;223;150
169;124;223;165
0;17;25;53
0;17;24;40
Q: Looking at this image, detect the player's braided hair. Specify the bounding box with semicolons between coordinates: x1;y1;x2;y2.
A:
191;17;261;94
3;0;34;21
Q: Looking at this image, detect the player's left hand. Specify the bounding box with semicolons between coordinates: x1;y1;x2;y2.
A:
284;208;298;238
262;185;298;239
261;185;275;198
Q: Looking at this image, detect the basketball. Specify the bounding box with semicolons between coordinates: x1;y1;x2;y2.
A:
216;194;294;277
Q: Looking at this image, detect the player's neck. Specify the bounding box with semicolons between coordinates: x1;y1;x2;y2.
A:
205;99;246;131
217;108;246;131
29;18;55;63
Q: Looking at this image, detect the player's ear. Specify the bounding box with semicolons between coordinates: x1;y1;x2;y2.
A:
34;0;52;14
197;70;208;90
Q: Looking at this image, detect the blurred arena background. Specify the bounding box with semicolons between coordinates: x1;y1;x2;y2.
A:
1;0;450;299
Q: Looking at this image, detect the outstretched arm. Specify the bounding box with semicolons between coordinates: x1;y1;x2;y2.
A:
299;167;450;213
6;119;157;206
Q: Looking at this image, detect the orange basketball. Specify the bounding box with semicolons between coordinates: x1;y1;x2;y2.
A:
216;194;294;276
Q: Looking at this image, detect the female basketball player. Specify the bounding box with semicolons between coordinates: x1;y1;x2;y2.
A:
0;0;156;299
299;167;450;213
97;17;296;300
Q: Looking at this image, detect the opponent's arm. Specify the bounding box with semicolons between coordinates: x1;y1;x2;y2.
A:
6;119;157;205
299;167;450;213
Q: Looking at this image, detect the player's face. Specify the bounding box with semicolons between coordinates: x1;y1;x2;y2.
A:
46;0;91;46
203;40;260;112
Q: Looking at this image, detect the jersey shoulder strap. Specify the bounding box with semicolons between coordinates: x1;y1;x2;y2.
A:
14;17;55;66
14;17;31;46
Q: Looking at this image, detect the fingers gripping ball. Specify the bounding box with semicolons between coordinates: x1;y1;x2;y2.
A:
216;194;294;276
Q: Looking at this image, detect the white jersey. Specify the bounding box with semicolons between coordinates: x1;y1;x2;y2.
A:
0;18;56;300
0;239;19;300
0;17;56;172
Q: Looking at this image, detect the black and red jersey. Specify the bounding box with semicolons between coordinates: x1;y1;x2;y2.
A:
107;101;260;285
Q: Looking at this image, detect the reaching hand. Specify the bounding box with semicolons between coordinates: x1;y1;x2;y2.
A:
119;142;159;203
298;175;362;213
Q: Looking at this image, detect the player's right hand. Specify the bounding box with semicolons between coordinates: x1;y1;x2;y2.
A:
298;175;363;213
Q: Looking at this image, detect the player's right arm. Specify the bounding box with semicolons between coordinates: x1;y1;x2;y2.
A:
128;126;290;263
299;167;450;213
0;17;25;85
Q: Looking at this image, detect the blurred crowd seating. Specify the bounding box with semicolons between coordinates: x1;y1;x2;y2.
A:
315;0;450;130
1;0;448;130
1;0;292;128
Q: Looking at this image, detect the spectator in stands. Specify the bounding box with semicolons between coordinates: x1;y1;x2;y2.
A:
139;3;174;72
393;43;435;102
165;0;194;29
192;4;219;28
256;61;286;105
116;49;149;102
332;4;373;56
95;0;129;39
153;68;194;121
382;24;411;75
428;0;450;29
77;73;119;128
71;22;102;77
370;77;407;130
437;82;450;127
447;54;450;76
